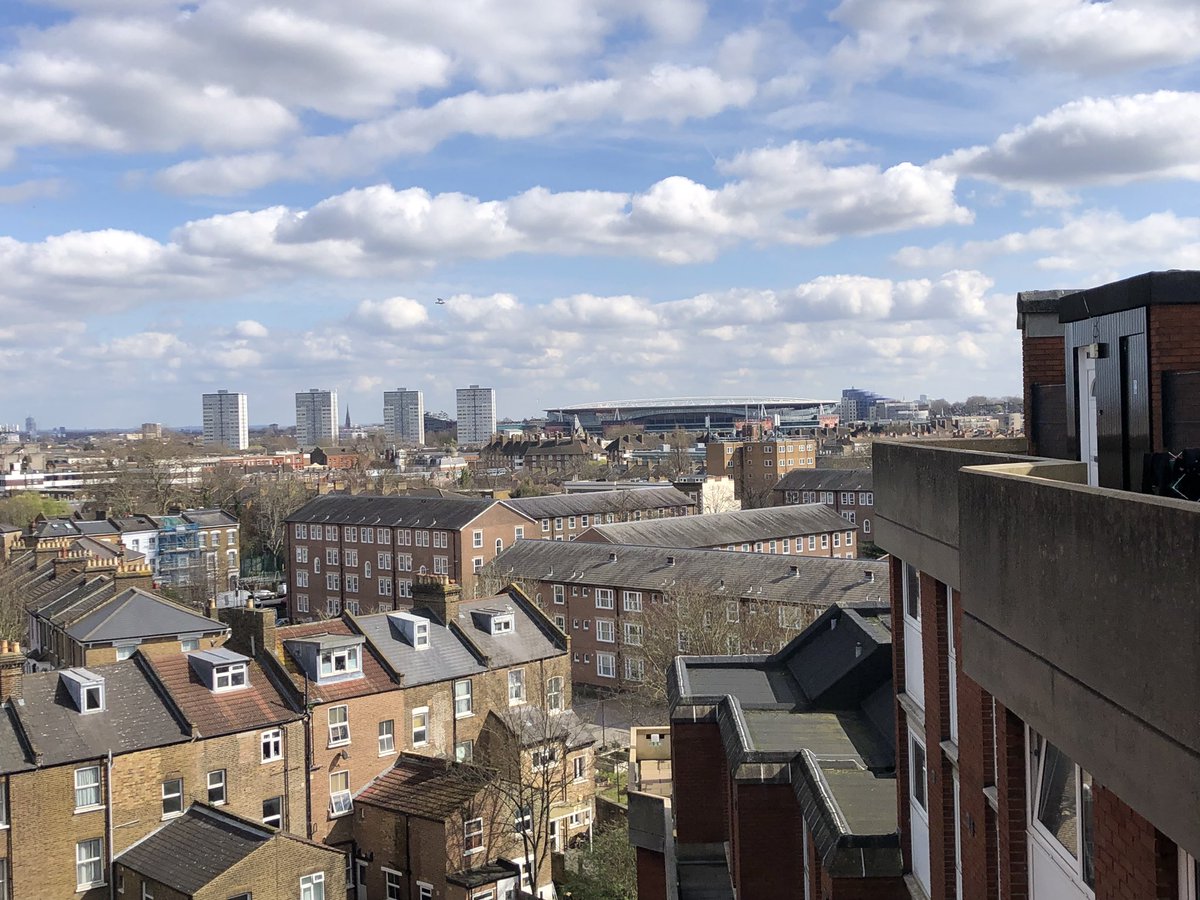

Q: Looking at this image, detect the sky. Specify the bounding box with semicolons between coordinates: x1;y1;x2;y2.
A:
3;1;1200;427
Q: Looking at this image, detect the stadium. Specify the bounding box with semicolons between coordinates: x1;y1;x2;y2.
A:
545;396;835;435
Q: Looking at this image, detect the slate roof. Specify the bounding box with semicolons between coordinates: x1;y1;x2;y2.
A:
275;619;398;702
116;804;272;894
66;588;229;644
353;609;486;687
504;487;695;519
356;754;490;819
453;593;566;668
143;653;298;738
492;540;888;608
287;494;531;530
0;658;186;771
173;509;239;528
493;706;594;750
110;515;159;533
30;575;118;629
580;504;854;547
773;469;873;494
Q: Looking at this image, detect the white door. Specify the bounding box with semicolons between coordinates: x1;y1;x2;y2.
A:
1078;349;1099;486
902;564;924;709
909;729;932;894
356;860;369;900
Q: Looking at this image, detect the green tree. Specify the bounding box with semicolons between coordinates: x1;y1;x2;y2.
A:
0;493;70;527
561;823;636;900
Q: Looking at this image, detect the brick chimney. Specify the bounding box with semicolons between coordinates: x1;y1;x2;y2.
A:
0;640;25;702
218;604;277;659
112;559;154;590
413;574;464;625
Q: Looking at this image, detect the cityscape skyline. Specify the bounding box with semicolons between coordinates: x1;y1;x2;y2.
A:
4;2;1198;424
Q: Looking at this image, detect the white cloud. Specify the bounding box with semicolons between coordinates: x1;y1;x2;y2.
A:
939;92;1200;198
352;296;430;332
0;178;63;204
234;319;269;338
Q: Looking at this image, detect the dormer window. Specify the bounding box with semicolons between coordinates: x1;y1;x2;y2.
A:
189;648;252;694
60;669;105;714
388;612;431;650
214;662;248;692
471;607;516;636
320;646;360;678
491;615;514;635
414;620;430;649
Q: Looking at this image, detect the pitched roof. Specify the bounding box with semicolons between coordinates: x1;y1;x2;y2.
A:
503;487;695;519
66;588;229;644
491;540;887;607
772;469;873;494
116;804;273;894
176;509;239;528
143;653;298;738
287;493;529;530
356;754;490;819
453;592;566;669
275;619;399;702
2;658;186;770
579;504;856;547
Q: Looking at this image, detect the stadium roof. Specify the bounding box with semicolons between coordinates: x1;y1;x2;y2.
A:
549;396;833;413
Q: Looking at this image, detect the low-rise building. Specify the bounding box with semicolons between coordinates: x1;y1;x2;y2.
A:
577;503;860;558
705;435;818;507
505;487;696;542
772;468;875;544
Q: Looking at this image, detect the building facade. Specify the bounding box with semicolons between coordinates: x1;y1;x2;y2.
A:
384;387;425;446
201;390;248;451
456;385;497;447
772;468;875;544
296;388;339;449
876;272;1200;900
705;435;818;507
504;487;697;542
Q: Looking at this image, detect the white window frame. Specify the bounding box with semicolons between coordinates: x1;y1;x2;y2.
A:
1027;727;1095;891
328;705;350;747
596;652;616;678
508;669;526;704
161;778;183;819
472;529;484;548
213;662;248;692
595;588;614;609
622;590;642;612
207;769;226;805
378;719;395;755
553;584;565;605
623;621;642;646
411;707;429;746
464;817;485;855
76;838;104;890
75;766;102;811
261;728;282;763
300;872;325;900
329;770;353;817
319;646;361;678
454;680;473;718
596;618;615;643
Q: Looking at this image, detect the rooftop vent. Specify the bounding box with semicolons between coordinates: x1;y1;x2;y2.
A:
789;565;800;577
608;552;617;562
666;556;676;567
855;641;863;658
865;569;875;583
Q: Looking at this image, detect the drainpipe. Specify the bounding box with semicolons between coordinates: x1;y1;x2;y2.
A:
106;749;114;900
303;673;314;838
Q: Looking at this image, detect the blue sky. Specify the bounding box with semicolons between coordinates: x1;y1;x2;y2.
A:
2;0;1200;427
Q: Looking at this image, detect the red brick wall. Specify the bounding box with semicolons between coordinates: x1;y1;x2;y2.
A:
995;703;1029;900
635;847;667;900
889;556;913;875
918;574;956;899
1022;334;1066;457
1148;304;1200;450
670;721;729;844
1092;785;1180;900
956;666;998;900
731;782;803;897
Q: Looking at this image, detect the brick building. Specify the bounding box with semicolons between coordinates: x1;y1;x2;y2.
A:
876;271;1200;900
504;487;697;542
285;495;536;619
705;435;818;507
577;503;860;559
491;539;887;690
632;602;905;899
772;468;875;545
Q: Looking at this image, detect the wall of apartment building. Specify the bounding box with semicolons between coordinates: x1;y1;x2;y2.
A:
1021;331;1068;459
354;803;451;900
526;504;693;543
670;718;730;845
117;839;347;900
730;780;805;898
2;722;304;900
288;505;533;620
706;527;859;559
775;486;876;545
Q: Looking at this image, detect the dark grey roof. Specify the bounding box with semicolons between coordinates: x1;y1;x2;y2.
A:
1015;289;1080;315
353;609;486;687
66;588;229;644
1058;270;1200;322
581;504;853;547
116;804;271;893
492;706;594;750
287;494;529;529
492;540;887;607
454;594;566;668
504;487;696;519
31;575;117;628
110;515;159;533
773;469;873;494
4;658;186;770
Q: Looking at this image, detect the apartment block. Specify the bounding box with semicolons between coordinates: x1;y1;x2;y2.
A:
457;385;497;447
578;503;860;559
705;435;817;507
877;271;1200;900
492;539;887;690
285;495;536;619
296;388;339;449
201;389;249;450
383;387;425;446
633;602;904;899
505;487;697;542
772;468;875;544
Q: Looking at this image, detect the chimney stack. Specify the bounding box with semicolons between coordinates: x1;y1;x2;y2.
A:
0;641;25;702
413;574;464;625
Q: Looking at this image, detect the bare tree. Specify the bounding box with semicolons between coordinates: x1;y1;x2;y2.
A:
193;463;244;512
243;475;312;569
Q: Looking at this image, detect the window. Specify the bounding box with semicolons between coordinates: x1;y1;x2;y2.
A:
596;619;615;643
262;796;282;828
300;872;324;900
329;770;352;817
677;631;689;652
1029;730;1095;888
833;533;841;548
533;746;559;769
345;549;358;567
214;662;248;692
508;669;526;703
326;547;339;566
398;529;410;546
76;838;103;890
494;538;503;554
328;706;350;746
434;531;447;548
296;594;309;613
472;529;483;548
473;557;484;574
398;553;411;571
903;563;921;620
573;755;587;781
417;883;433;900
541;518;550;533
546;676;563;712
515;804;533;832
412;707;429;745
624;621;643;646
455;739;474;763
845;531;854;546
864;518;872;534
514;526;524;540
554;517;564;531
295;523;307;539
0;782;7;828
384;870;404;900
433;556;448;575
845;510;857;524
378;551;392;570
553;584;565;604
261;729;282;763
75;766;102;810
296;570;309;588
180;637;199;653
595;588;614;609
596;652;616;678
378;527;391;542
726;600;739;623
379;577;392;596
326;573;340;591
807;535;816;551
910;732;927;811
161;778;183;818
413;619;430;649
623;590;642;612
345;526;357;542
314;557;321;574
82;682;103;713
207;769;226;805
454;680;473;718
624;656;644;682
319;645;361;678
464;818;484;854
362;527;374;543
377;719;396;755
